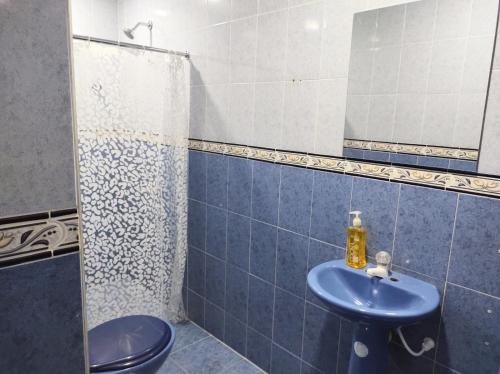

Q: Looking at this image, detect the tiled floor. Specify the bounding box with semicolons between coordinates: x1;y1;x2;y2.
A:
159;321;265;374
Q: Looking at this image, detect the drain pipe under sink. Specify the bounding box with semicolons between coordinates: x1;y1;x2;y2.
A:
395;326;436;357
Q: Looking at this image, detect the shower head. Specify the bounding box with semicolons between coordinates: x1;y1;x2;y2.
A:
123;21;153;40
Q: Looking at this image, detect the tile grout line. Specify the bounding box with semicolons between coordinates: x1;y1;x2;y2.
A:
189;320;266;373
432;193;460;368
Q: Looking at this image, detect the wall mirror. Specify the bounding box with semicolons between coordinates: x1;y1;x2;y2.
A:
343;0;499;175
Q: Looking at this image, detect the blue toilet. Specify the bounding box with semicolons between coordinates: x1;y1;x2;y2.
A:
88;315;176;374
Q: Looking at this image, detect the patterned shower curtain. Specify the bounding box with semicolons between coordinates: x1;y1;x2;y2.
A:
72;39;189;329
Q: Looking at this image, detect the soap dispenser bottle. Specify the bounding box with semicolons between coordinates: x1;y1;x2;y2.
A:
346;211;367;269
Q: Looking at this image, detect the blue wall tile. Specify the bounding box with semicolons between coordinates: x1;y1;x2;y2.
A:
418;156;450;169
273;288;305;356
248;275;275;338
206;205;227;260
225;313;247;356
351;177;400;256
252;160;280;225
250;220;277;284
225;264;249;322
188;150;207;201
301;362;322;374
302;303;341;373
310;171;352;247
188;247;206;296
276;229;308;297
227;212;251;271
207;153;228;208
364;150;390;162
0;254;84;373
246;328;272;372
389;344;434;374
448;159;477;173
228;156;252;216
278;165;313;235
448;194;500;298
271;344;301;374
188;199;206;250
437;284;500;373
188;290;205;327
390;153;418;166
393;185;457;280
204;300;225;341
343;147;364;159
206;254;226;308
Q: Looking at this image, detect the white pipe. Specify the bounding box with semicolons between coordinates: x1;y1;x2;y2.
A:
396;326;435;357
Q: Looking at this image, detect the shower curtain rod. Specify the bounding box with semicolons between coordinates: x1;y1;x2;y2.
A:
72;34;190;58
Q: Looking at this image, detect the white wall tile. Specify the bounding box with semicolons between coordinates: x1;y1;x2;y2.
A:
207;0;231;25
403;0;436;43
373;4;405;46
320;1;353;79
398;42;432;94
205;24;231;84
227;83;255;144
351;11;378;50
454;93;484;148
282;80;318;152
461;36;495;93
253;82;285;149
347;48;374;95
315;79;348;156
231;0;258;19
205;84;230;141
422;93;457;146
230;17;258;83
366;94;397;141
258;0;288;13
428;38;467;93
469;0;499;36
345;95;370;139
479;71;500;174
71;0;91;36
255;10;288;82
371;45;401;94
189;85;207;139
286;2;323;80
434;0;471;40
393;93;425;143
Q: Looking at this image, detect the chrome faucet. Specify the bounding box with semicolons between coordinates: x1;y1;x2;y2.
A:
367;251;392;278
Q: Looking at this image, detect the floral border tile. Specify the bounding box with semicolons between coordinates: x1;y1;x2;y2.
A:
0;210;80;266
344;139;478;160
189;139;500;198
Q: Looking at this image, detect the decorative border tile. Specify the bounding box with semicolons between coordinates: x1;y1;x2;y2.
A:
344;139;479;161
0;209;80;267
189;139;500;198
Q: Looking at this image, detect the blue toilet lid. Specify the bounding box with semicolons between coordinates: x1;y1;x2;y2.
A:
89;315;172;373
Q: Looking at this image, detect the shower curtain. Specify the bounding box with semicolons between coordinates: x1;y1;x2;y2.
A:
73;39;189;329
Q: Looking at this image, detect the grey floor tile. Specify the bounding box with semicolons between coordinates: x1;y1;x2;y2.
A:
158;359;186;374
173;321;210;353
223;358;265;373
170;336;242;373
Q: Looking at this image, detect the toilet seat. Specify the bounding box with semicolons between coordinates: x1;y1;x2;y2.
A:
89;315;172;373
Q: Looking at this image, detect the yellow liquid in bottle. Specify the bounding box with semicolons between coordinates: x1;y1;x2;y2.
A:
346;227;367;269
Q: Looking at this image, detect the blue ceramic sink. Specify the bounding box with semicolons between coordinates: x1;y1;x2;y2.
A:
307;260;440;374
307;260;439;326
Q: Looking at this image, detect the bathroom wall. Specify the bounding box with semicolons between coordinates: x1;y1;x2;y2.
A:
187;149;500;374
71;0;118;40
0;0;85;372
